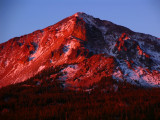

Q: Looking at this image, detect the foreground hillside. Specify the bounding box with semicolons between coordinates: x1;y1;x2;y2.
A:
0;67;160;120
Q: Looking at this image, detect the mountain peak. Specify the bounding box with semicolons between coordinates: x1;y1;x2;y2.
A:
72;12;96;24
74;12;86;17
0;12;160;88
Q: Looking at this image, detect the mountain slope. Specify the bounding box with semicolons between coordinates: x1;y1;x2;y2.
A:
0;12;160;88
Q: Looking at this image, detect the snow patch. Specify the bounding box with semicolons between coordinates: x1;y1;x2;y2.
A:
59;64;79;81
114;63;160;87
63;40;81;57
28;57;35;61
113;69;123;80
4;60;9;67
38;66;45;72
13;64;24;74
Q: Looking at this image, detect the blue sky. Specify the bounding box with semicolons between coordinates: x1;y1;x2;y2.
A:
0;0;159;43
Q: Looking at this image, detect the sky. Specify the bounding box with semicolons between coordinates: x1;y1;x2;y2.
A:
0;0;160;43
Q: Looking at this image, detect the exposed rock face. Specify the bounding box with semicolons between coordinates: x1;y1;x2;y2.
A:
0;12;160;88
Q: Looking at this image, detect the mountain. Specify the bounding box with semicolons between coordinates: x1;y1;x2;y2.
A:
1;12;160;120
0;12;160;89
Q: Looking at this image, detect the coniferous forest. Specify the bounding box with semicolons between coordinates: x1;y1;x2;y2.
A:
0;66;160;120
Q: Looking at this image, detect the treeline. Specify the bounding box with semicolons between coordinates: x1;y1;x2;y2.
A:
0;66;160;120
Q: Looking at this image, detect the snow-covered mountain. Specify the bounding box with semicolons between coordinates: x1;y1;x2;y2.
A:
0;12;160;88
